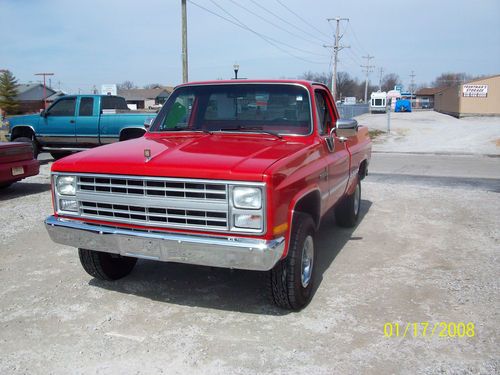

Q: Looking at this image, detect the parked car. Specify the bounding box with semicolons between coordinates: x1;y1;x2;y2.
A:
45;79;372;310
0;141;40;188
7;95;155;159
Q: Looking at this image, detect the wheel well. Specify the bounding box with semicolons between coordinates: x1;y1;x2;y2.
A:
11;126;35;141
359;160;368;180
293;191;321;229
119;128;145;141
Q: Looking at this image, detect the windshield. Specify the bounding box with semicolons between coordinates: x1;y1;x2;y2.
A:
150;84;312;135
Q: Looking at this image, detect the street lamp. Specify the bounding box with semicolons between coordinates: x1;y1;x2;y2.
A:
233;64;239;80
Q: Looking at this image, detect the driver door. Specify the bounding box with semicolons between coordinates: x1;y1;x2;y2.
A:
314;87;350;210
39;97;77;146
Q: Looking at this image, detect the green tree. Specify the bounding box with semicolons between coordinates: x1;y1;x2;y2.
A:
0;70;19;115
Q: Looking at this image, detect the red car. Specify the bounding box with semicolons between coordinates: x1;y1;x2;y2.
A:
0;141;40;188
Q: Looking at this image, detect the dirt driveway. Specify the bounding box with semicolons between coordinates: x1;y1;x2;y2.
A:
0;152;498;374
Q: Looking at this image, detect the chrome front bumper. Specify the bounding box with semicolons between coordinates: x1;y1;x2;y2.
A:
45;216;285;271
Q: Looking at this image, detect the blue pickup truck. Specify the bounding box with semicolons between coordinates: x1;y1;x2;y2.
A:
7;95;155;159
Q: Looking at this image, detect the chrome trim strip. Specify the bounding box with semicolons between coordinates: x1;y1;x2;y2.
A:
328;176;349;195
43;147;91;151
45;216;284;271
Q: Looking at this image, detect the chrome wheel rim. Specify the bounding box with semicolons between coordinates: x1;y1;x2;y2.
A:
353;183;360;216
301;235;314;288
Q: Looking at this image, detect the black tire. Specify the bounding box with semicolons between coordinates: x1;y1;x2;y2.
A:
50;152;72;160
78;248;137;281
13;136;39;159
0;182;13;189
267;212;316;310
335;178;361;228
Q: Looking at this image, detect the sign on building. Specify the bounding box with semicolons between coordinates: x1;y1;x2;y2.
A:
101;84;117;96
462;84;488;97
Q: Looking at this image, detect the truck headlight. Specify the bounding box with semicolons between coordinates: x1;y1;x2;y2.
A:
234;214;262;230
232;187;262;209
56;176;76;196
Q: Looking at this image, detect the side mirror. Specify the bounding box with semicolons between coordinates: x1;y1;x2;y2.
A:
144;117;154;129
336;119;358;138
40;110;47;118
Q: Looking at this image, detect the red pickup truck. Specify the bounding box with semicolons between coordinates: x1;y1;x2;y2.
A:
45;80;371;310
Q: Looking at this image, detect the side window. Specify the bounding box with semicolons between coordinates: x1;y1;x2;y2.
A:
314;91;332;135
101;96;129;111
79;98;94;116
47;98;76;116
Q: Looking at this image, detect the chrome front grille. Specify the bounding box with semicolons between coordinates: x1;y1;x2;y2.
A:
74;175;229;231
78;176;227;200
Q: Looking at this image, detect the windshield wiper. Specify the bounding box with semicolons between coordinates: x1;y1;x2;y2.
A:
218;126;282;139
164;126;212;134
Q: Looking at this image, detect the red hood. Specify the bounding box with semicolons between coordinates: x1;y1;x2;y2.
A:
52;133;308;181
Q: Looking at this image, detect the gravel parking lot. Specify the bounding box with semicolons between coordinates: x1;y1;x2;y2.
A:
1;151;499;374
1;111;499;374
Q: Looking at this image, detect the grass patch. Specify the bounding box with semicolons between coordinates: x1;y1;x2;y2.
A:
368;129;385;140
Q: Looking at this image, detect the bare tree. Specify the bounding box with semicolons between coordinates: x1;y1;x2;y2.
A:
381;73;401;92
432;73;471;88
300;71;331;87
117;80;137;90
143;83;163;89
336;72;358;99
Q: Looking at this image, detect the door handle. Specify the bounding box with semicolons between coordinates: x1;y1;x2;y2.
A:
70;120;75;124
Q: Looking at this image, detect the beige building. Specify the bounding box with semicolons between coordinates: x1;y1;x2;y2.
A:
434;74;500;118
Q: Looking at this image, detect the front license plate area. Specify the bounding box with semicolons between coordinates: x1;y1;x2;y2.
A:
12;166;24;176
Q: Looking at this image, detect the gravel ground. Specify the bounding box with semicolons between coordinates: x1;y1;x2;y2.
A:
357;111;500;155
0;159;498;374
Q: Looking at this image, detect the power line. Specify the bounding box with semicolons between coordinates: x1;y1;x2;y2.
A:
274;0;332;41
209;0;328;57
227;0;323;46
347;20;369;56
251;0;331;44
189;0;328;64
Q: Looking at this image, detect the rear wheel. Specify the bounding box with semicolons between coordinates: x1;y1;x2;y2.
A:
78;249;137;280
335;179;361;228
12;136;39;159
267;212;316;310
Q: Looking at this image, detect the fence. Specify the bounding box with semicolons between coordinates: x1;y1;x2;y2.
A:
337;103;370;119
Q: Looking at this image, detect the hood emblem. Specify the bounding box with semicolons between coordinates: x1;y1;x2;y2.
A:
144;149;151;162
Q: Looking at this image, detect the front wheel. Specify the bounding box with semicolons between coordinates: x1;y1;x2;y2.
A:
267;212;316;310
78;249;137;280
335;179;361;228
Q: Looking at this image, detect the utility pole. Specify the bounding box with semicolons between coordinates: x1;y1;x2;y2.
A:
35;72;54;109
360;55;374;103
378;67;384;91
409;70;416;108
325;17;349;101
181;0;188;83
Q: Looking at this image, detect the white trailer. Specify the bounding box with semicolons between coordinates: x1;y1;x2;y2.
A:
370;91;387;113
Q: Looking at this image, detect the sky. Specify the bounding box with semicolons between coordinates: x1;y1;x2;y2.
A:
1;0;499;94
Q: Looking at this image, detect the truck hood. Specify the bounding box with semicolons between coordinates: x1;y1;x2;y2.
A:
52;133;308;181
